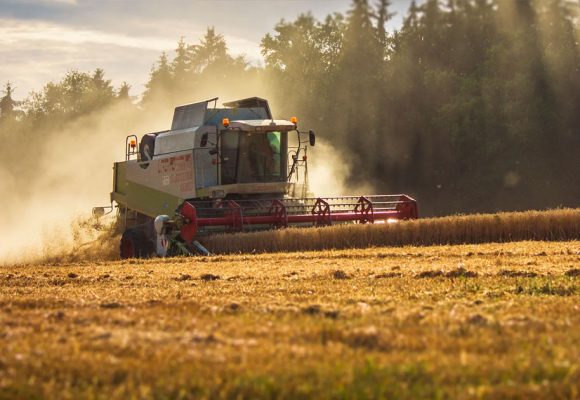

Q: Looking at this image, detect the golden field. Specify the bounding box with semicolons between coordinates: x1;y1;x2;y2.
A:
1;240;579;399
31;208;580;264
204;209;580;254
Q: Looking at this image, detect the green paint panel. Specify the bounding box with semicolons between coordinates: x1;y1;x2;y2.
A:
111;161;183;218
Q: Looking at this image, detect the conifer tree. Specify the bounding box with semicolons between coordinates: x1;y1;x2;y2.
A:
142;53;173;104
0;82;18;121
117;82;131;101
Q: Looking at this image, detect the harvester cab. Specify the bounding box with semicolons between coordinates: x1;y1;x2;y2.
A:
106;97;418;258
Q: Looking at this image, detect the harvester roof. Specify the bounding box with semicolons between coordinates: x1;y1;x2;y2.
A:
171;97;273;131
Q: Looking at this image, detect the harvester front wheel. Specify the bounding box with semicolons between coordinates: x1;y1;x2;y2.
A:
120;229;154;259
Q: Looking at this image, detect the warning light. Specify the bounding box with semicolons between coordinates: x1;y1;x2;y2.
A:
290;116;298;125
222;118;230;127
130;140;136;148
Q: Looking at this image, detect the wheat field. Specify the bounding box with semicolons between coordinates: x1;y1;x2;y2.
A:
27;208;580;265
1;240;579;399
203;208;580;254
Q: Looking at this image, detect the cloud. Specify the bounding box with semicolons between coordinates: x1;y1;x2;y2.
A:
41;0;78;4
0;17;266;97
0;19;174;51
1;0;78;7
0;18;175;95
3;0;414;96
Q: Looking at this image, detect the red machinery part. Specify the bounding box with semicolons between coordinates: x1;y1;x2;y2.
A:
178;195;418;243
395;195;419;219
179;201;198;243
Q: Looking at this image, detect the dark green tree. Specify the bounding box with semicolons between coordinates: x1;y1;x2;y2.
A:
25;69;116;122
172;37;191;88
375;0;394;52
333;0;385;183
117;82;131;100
191;27;248;87
262;13;345;121
0;82;19;121
142;52;173;104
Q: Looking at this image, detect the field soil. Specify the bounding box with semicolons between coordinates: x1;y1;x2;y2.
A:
1;241;579;399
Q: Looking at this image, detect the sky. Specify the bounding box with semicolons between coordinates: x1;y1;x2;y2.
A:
0;0;413;99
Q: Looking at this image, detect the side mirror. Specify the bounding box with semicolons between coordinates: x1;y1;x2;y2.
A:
309;130;316;147
200;133;208;147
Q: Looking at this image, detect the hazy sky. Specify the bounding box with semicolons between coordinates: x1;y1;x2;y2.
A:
0;0;413;98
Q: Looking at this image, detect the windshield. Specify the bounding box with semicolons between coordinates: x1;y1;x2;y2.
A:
221;131;287;184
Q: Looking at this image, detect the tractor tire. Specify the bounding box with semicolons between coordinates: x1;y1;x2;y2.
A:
120;228;155;259
139;133;156;168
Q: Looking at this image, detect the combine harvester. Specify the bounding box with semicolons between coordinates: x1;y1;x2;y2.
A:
94;97;418;258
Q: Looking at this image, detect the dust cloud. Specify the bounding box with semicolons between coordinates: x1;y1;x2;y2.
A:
308;139;372;197
0;102;170;264
0;82;293;264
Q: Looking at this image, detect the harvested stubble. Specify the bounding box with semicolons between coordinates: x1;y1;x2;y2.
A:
203;209;580;254
1;241;579;399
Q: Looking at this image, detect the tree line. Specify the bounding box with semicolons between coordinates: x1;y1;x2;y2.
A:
1;0;579;216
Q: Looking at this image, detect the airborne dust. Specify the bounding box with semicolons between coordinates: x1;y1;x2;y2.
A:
0;83;352;264
2;0;579;263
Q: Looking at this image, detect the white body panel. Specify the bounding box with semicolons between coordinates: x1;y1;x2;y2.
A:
127;118;297;199
125;150;197;199
155;127;199;156
154;127;219;190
